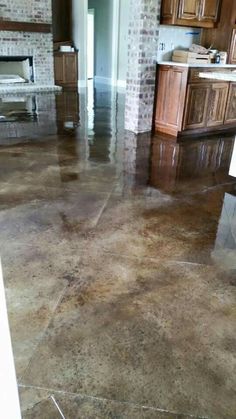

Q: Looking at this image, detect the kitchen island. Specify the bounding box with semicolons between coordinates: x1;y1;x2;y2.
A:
154;62;236;136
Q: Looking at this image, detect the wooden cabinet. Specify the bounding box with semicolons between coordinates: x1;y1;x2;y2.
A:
154;65;188;136
54;54;64;84
201;0;236;63
161;0;177;23
54;52;78;88
200;0;221;23
229;30;236;65
225;83;236;124
178;0;199;21
154;65;236;136
207;83;229;126
184;82;229;130
161;0;221;28
183;84;210;130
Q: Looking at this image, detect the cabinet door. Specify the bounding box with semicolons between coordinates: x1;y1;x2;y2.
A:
199;0;221;22
207;83;229;126
161;0;177;23
229;29;236;65
178;0;200;20
183;84;210;130
64;54;77;85
155;65;188;136
225;83;236;124
54;54;64;84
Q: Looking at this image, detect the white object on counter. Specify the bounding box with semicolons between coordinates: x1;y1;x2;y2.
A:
59;46;73;52
219;52;227;65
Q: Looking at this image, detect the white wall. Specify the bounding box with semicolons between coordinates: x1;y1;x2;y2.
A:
72;0;87;87
117;0;129;88
157;25;202;62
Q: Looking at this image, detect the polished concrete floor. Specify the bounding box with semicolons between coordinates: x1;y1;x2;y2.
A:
0;86;236;418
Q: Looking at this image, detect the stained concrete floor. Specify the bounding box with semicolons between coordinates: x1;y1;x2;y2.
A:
0;86;236;418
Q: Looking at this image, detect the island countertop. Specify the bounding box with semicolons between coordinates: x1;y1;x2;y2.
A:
199;71;236;81
158;61;236;68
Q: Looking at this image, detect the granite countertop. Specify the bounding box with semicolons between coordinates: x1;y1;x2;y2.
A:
158;61;236;68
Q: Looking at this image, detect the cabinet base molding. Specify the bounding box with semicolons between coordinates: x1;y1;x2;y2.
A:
155;123;236;139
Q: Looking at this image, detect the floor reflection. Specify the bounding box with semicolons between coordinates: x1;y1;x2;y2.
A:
150;134;236;194
0;95;37;122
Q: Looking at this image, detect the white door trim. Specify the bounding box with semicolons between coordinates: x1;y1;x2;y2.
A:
87;8;95;80
112;0;120;86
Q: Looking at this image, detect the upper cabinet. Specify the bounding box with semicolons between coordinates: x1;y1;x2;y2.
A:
161;0;222;28
200;0;221;23
178;0;200;21
229;30;236;65
161;0;177;24
201;0;236;63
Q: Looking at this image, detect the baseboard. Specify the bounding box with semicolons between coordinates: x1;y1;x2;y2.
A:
94;76;112;85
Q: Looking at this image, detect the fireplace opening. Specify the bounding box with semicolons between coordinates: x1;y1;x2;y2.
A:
0;56;34;84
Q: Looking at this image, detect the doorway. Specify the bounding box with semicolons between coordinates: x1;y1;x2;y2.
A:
87;8;94;80
86;0;119;86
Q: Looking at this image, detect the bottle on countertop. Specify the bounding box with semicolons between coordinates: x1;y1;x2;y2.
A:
215;53;221;64
219;51;227;64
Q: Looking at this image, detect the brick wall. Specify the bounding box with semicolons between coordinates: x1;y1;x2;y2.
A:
125;0;161;133
0;0;52;23
0;0;54;85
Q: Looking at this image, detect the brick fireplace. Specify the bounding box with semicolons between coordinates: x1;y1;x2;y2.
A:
0;0;56;88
